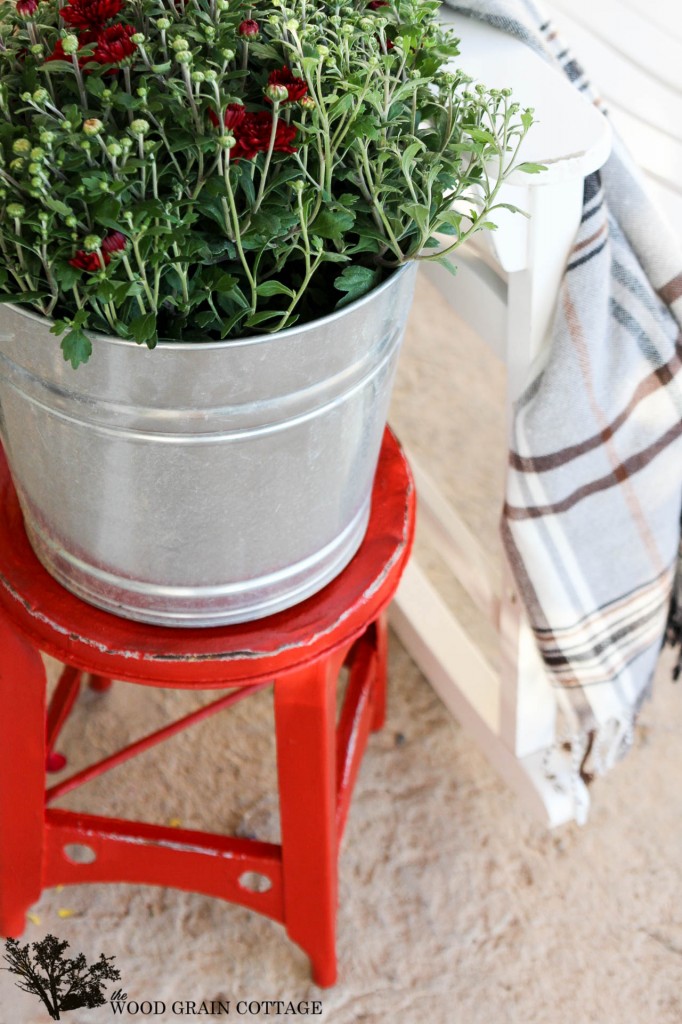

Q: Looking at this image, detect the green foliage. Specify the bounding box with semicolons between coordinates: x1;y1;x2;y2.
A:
0;0;540;364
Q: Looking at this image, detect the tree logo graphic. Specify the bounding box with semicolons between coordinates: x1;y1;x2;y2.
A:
2;934;121;1020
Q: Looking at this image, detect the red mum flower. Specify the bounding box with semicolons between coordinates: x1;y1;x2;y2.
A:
16;0;39;15
101;231;127;254
92;23;136;64
208;102;248;132
234;112;297;160
266;67;308;104
238;19;259;38
69;250;110;271
59;0;122;30
209;105;297;161
368;0;389;7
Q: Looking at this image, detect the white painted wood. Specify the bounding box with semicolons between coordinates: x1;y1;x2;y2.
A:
390;574;581;827
544;8;682;142
546;0;682;241
619;0;682;44
393;561;500;733
547;0;682;92
390;16;616;825
405;450;500;626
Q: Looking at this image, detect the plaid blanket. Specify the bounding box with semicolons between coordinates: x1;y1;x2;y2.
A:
442;0;682;782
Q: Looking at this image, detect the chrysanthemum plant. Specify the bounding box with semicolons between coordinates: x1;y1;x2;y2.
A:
0;0;541;366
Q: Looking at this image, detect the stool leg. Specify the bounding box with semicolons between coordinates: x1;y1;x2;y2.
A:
0;619;46;936
371;611;389;732
88;674;113;692
274;653;343;988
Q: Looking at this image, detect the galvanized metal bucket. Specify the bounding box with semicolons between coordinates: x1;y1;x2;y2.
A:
0;263;417;626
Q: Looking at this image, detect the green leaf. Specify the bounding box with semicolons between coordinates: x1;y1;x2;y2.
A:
256;280;296;298
245;309;287;328
334;265;379;308
401;140;426;180
463;126;500;149
401;202;429;235
43;197;73;217
61;328;92;369
85;75;106;97
515;162;547;175
433;255;458;276
310;208;355;246
0;291;46;304
91;196;124;232
129;312;158;346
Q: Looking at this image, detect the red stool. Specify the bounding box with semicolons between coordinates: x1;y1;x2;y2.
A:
0;429;414;987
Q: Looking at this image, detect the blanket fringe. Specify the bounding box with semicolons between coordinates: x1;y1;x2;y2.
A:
663;545;682;680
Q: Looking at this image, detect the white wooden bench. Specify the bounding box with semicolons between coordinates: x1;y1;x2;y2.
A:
390;13;613;826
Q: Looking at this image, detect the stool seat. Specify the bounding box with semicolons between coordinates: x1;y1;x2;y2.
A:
0;429;413;687
0;428;415;988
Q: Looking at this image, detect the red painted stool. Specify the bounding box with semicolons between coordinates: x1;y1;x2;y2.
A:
0;428;414;987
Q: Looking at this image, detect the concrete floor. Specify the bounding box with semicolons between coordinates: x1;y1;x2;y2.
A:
2;282;682;1024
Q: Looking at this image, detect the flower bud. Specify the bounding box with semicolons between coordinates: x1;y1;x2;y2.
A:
218;134;236;149
29;44;44;56
84;235;102;252
98;180;110;191
31;147;45;159
28;162;43;175
191;71;205;83
65;215;78;227
31;176;42;188
300;95;315;110
317;44;329;56
130;119;150;136
216;0;229;8
9;159;24;172
21;92;32;103
102;88;112;101
136;86;148;98
290;179;304;193
203;25;215;38
12;138;31;156
32;88;49;104
83;118;104;136
238;19;259;38
176;50;192;65
171;37;189;51
61;34;80;56
221;48;235;60
39;130;56;145
156;17;171;29
203;69;217;82
265;83;289;104
286;18;299;30
7;203;25;219
17;0;38;15
107;142;123;157
131;33;145;44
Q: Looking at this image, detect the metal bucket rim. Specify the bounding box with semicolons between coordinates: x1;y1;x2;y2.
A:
4;262;414;353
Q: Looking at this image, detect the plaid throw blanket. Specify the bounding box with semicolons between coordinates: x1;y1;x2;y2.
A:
442;0;682;782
